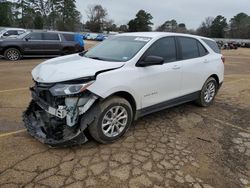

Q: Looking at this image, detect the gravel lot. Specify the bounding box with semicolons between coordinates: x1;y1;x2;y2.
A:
0;47;249;188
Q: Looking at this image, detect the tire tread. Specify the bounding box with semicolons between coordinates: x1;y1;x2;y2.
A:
88;96;133;144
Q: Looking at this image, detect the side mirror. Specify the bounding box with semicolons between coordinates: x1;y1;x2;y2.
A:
3;32;9;36
137;56;164;67
25;37;30;41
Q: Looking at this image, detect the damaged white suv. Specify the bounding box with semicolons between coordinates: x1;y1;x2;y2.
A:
23;32;224;146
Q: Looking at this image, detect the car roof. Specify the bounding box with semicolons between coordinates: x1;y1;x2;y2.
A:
3;28;26;30
28;30;78;35
118;32;214;42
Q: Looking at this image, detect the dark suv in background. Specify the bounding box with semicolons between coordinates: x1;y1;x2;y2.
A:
0;31;84;61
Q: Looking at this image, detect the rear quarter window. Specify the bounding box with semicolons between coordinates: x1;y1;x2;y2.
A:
202;39;221;54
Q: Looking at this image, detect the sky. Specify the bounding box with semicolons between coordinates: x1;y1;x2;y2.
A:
76;0;250;29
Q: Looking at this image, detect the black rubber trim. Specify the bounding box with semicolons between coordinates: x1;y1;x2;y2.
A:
31;89;50;111
136;91;200;118
23;100;88;147
218;82;223;90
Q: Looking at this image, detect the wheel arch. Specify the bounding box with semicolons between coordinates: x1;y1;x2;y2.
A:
106;91;137;117
62;45;76;54
3;46;22;53
209;74;219;85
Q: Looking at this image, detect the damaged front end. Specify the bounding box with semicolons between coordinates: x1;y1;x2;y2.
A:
23;80;98;147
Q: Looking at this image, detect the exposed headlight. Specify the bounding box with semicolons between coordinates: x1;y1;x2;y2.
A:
49;82;94;96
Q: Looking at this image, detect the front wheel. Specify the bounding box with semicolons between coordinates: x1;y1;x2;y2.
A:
88;96;133;144
4;48;21;61
196;77;218;107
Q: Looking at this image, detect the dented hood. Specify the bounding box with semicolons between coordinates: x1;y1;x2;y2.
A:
32;54;124;83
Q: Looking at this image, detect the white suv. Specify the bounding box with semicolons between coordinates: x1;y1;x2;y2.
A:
24;32;224;146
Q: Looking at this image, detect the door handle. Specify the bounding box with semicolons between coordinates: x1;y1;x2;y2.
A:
172;65;181;70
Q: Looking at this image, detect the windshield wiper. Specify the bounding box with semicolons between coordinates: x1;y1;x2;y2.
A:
79;53;106;61
87;56;106;61
81;54;114;62
79;51;88;56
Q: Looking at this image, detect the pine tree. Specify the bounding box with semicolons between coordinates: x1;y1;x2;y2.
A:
56;0;81;31
0;1;14;27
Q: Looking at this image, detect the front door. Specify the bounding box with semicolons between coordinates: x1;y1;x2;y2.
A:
134;37;182;109
23;32;44;55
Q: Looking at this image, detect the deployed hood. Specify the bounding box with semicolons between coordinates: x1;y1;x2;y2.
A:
32;54;125;83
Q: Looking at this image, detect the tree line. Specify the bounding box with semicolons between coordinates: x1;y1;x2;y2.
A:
1;1;250;39
0;0;82;31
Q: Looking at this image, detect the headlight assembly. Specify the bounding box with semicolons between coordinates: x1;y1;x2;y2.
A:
49;81;94;96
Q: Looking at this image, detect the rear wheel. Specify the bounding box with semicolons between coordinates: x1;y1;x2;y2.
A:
62;47;76;55
62;47;73;55
4;48;21;61
196;77;218;107
88;96;133;144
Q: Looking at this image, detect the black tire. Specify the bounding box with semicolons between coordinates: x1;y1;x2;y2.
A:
196;77;218;107
4;48;21;61
62;48;72;55
88;96;133;144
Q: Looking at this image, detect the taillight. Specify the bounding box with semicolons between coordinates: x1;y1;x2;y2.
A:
221;56;225;64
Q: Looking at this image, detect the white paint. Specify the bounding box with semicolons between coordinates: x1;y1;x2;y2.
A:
32;32;224;110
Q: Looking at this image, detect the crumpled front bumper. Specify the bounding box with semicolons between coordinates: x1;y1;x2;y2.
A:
23;101;88;147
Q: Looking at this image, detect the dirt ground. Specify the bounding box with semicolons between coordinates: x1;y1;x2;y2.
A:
0;46;249;188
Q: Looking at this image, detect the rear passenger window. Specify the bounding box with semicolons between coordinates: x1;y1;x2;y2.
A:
43;33;59;40
178;37;199;60
202;39;220;54
198;42;208;56
17;30;25;35
28;33;43;40
63;34;75;41
145;37;176;63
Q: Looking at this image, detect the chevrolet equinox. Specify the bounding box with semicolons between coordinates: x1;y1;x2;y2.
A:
23;32;224;146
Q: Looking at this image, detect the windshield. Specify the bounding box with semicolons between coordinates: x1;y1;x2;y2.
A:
84;36;151;62
16;31;30;39
0;29;6;35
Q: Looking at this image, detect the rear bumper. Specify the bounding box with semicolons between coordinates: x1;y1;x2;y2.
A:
23;100;88;147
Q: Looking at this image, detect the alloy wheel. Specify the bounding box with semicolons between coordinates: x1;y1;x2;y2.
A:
204;81;216;103
101;106;128;137
6;49;20;61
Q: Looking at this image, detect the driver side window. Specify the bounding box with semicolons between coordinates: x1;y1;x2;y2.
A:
144;37;177;63
7;30;18;36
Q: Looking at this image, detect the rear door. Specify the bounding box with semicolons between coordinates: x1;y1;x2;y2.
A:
42;33;61;55
177;36;209;96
